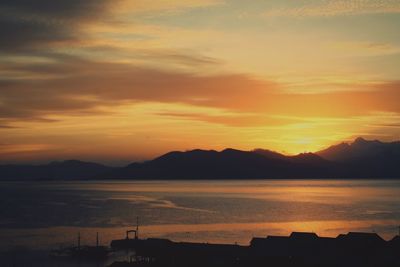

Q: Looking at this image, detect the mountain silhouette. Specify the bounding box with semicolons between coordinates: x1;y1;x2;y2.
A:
1;138;399;180
317;137;400;162
109;148;299;179
254;149;329;164
316;137;400;178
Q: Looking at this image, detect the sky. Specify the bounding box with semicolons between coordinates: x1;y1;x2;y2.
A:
1;0;400;165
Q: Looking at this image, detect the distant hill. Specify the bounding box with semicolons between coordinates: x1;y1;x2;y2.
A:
106;148;343;179
316;137;400;178
109;148;295;179
317;137;400;162
0;138;399;180
254;149;329;164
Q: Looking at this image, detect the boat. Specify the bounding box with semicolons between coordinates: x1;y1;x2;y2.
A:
50;232;111;259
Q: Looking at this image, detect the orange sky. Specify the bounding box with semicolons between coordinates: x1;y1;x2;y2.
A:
0;1;400;165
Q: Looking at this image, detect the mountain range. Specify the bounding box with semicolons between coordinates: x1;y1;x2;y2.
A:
1;137;399;180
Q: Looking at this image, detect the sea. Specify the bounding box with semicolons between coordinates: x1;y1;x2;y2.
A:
0;179;399;266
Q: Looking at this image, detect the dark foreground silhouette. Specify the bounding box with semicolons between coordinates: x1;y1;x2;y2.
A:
1;137;400;180
106;231;400;267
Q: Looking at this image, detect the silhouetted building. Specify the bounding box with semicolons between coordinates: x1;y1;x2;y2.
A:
109;231;400;267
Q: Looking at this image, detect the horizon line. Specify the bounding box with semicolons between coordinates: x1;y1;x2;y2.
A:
1;136;398;167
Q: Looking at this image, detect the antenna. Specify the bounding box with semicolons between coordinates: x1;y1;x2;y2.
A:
136;216;139;239
78;232;81;250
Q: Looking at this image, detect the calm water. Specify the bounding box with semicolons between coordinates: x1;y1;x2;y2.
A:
1;179;400;252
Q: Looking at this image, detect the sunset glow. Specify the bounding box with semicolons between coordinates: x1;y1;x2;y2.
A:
1;0;400;164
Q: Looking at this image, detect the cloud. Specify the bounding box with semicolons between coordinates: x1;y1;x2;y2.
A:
0;58;274;122
0;0;117;52
135;49;220;66
264;0;400;18
154;112;293;127
116;0;223;14
371;123;400;128
0;125;18;129
0;143;56;155
330;41;400;57
0;0;224;52
1;55;400;128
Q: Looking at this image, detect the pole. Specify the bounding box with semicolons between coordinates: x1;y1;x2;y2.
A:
78;232;81;250
136;216;139;239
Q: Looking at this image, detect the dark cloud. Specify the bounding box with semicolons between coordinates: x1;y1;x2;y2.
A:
0;0;113;51
1;0;110;18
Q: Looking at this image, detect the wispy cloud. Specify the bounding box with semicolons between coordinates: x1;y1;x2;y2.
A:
263;0;400;18
0;58;273;122
1;55;400;126
0;143;56;154
330;41;400;57
155;111;295;127
115;0;223;14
